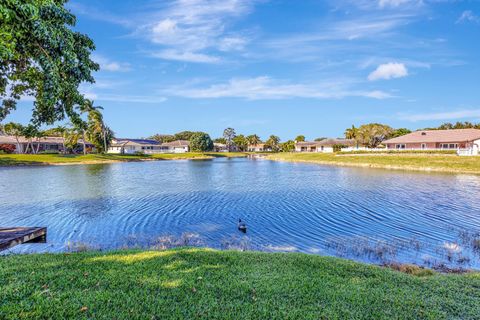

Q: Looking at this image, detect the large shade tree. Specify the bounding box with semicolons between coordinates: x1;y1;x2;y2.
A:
232;134;248;151
0;0;99;126
189;132;213;152
356;123;393;148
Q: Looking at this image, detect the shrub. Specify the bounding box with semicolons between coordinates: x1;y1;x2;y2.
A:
0;144;16;154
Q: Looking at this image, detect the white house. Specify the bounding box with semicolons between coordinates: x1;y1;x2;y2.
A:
108;138;190;154
294;139;356;153
0;135;92;154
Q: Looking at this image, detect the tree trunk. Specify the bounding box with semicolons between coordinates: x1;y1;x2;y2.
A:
103;128;107;154
35;139;41;154
82;130;86;155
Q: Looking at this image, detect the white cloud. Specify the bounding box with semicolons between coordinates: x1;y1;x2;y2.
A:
368;62;408;81
142;0;256;63
400;109;480;122
378;0;415;8
92;54;131;72
456;10;480;24
162;76;392;100
152;50;220;63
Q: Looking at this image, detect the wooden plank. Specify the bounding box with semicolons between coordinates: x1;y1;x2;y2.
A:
0;227;47;251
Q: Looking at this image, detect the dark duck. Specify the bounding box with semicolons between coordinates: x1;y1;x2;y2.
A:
237;219;247;233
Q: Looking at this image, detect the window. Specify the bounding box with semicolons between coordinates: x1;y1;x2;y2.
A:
421;143;426;149
440;143;458;149
395;144;406;149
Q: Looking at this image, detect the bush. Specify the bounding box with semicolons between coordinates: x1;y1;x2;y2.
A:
0;144;16;154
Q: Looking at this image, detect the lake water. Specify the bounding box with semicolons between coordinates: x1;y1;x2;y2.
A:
1;158;480;269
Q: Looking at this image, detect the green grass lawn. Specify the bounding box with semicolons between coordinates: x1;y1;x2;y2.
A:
268;152;480;174
0;152;248;166
1;248;479;319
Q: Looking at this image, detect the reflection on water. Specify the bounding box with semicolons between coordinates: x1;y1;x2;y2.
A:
1;158;479;269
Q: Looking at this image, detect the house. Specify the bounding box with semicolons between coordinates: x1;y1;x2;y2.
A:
0;135;91;153
160;140;190;153
214;143;228;152
107;138;162;154
383;129;480;155
108;138;190;154
294;139;355;153
247;143;271;152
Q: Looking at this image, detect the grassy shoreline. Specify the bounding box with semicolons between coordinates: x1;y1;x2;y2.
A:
0;152;248;166
1;248;478;319
268;152;480;174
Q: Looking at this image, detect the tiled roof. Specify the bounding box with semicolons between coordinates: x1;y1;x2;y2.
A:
383;129;480;144
161;140;190;147
113;138;160;146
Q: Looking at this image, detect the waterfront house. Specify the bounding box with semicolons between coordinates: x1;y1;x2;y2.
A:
248;143;271;152
0;135;91;154
108;138;190;154
383;129;480;155
161;140;190;153
294;139;356;153
108;138;161;154
214;143;228;152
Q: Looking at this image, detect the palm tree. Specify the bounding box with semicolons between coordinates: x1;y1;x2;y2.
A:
344;125;358;140
265;135;280;152
246;134;261;146
78;99;104;154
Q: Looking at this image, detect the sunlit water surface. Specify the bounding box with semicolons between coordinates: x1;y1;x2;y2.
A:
1;158;479;269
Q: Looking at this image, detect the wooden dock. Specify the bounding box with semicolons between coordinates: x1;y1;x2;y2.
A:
0;227;47;251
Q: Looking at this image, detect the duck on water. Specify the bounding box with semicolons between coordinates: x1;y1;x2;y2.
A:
238;219;247;233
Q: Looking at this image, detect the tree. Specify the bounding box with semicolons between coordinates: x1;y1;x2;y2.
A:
214;137;227;144
294;135;305;142
246;134;261;146
344;125;358;140
223;128;236;152
314;137;327;141
233;134;248;151
281;140;295;152
189;132;214;152
63;128;80;153
150;134;175;143
356;123;393;148
265;135;280;152
0;0;99;126
21;124;44;154
86;109;113;153
390;128;411;138
3;122;24;152
174;131;196;141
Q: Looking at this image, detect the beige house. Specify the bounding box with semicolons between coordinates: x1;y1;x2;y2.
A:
248;143;271;152
294;139;355;153
0;135;91;153
383;129;480;155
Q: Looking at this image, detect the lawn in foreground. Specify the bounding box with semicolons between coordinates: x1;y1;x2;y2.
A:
0;152;248;166
269;152;480;174
1;249;479;319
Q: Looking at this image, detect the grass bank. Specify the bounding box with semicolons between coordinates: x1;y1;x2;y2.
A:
1;248;478;319
0;152;247;166
268;152;480;174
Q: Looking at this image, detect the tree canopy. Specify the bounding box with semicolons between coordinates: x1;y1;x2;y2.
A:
232;134;248;151
294;135;305;142
0;0;99;126
223;128;236;151
265;135;281;152
356;123;393;148
189;132;213;152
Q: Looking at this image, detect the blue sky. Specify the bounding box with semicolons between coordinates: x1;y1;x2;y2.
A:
9;0;480;140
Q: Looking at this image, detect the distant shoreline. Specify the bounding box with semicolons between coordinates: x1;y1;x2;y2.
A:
0;152;248;167
268;153;480;175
